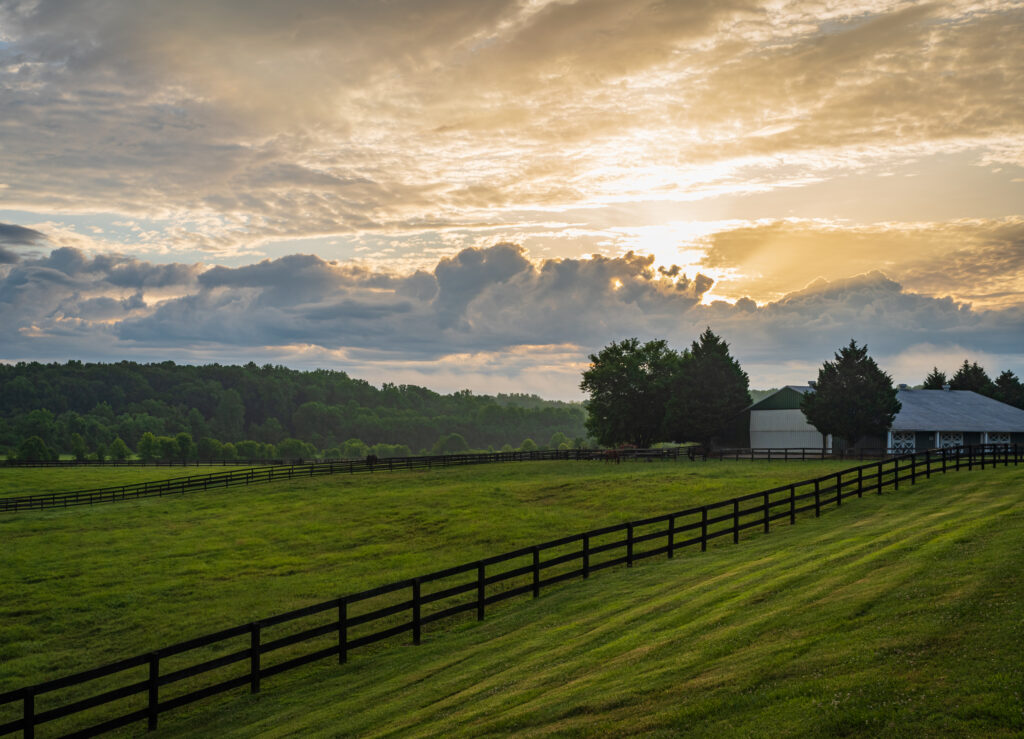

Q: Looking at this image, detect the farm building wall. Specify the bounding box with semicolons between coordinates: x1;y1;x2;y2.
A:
749;409;829;449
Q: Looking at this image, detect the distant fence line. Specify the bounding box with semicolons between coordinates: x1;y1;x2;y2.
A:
0;446;906;469
0;446;918;513
0;443;1018;738
0;448;687;512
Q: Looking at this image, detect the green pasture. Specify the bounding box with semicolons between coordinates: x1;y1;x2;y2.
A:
156;464;1023;737
0;465;230;498
0;458;852;697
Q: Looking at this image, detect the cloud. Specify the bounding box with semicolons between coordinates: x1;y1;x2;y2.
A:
699;217;1024;308
1;244;1021;397
0;1;1019;257
0;223;47;246
0;222;47;262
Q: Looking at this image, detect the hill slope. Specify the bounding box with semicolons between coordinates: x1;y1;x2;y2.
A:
158;466;1023;737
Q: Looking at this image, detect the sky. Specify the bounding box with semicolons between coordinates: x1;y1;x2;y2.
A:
0;0;1022;399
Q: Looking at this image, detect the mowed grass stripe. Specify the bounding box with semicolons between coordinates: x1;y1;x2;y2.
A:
152;467;1023;737
1;459;855;695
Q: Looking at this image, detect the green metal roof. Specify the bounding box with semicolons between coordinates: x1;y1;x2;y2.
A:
749;385;810;411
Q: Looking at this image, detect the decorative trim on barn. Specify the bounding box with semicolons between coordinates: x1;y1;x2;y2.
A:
892;431;915;452
939;432;964;448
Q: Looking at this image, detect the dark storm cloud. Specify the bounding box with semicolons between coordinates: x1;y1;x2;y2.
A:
0;223;47;246
1;245;1022;393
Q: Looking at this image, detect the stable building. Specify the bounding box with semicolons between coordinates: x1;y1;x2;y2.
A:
886;388;1024;452
746;386;1024;452
747;385;831;450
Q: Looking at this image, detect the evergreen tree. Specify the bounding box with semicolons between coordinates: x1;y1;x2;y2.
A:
993;370;1024;409
922;367;947;389
950;360;994;396
801;340;901;446
662;328;751;448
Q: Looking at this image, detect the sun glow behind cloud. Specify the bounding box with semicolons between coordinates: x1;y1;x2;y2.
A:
0;0;1022;393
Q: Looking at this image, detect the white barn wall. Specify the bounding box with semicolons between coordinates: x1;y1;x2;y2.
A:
750;409;830;449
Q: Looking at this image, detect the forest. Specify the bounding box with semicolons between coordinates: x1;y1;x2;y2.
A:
0;361;588;460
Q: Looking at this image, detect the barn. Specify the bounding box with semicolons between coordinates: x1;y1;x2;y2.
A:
746;385;831;450
746;385;1024;452
886;388;1024;452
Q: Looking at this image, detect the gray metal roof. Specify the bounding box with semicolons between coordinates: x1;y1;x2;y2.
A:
892;389;1024;432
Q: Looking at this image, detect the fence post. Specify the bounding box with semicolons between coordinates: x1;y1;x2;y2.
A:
473;564;486;620
877;461;883;494
732;499;740;544
789;485;796;524
23;689;33;739
941;448;947;474
412;579;422;644
338;598;348;663
148;652;160;730
250;622;261;693
836;472;843;507
911;454;917;485
763;493;770;533
667;516;675;558
857;466;863;498
893;457;900;491
968;446;974;471
981;445;986;470
925;450;931;479
701;507;708;552
814;480;821;517
583;535;591;577
626;525;634;567
532;548;541;595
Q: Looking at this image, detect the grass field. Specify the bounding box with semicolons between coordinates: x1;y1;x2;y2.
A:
0;466;230;498
0;459;853;697
153;464;1024;737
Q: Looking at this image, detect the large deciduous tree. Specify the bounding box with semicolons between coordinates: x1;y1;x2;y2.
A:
580;338;678;448
662;328;751;448
801;340;901;447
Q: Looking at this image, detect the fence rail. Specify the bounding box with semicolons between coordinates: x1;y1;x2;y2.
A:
2;458;292;469
0;443;1018;737
0;448;697;512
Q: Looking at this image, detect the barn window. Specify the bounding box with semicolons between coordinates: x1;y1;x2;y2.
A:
939;432;964;449
892;431;915;452
987;432;1010;445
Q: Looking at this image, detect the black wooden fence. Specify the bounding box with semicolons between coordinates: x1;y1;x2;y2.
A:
0;443;1018;737
0;448;695;513
1;447;687;469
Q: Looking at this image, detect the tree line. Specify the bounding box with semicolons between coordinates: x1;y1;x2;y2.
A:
581;332;905;450
1;361;587;461
921;361;1024;408
580;328;752;448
